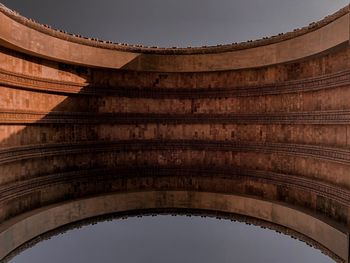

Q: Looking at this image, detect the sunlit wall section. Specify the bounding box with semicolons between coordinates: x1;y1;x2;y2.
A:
0;4;349;263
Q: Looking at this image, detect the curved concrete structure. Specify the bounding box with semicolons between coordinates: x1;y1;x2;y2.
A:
0;4;349;72
0;3;350;262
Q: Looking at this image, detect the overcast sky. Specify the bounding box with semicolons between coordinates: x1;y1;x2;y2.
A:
1;0;348;47
2;1;347;262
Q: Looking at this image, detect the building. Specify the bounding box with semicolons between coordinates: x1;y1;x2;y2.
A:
0;3;350;262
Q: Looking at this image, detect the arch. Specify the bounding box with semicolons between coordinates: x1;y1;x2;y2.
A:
0;4;348;71
0;191;347;262
1;3;350;263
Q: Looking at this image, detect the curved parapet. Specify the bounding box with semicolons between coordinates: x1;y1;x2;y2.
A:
1;3;350;263
0;4;349;72
0;191;348;263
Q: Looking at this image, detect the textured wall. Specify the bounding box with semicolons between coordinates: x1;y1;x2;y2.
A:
0;4;350;263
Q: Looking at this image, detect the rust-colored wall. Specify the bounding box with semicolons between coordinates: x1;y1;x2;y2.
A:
0;3;350;262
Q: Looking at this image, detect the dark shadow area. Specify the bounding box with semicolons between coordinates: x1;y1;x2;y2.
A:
0;45;349;262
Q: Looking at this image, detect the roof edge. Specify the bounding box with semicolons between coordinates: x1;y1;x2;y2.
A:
0;3;349;55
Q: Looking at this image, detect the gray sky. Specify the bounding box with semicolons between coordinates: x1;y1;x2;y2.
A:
1;0;348;47
10;215;333;263
2;1;346;262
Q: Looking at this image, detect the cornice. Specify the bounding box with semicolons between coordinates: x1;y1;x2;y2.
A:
1;166;349;206
1;68;350;97
0;3;348;55
1;140;350;166
2;109;350;125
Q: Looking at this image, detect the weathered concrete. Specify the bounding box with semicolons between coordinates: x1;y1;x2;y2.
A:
0;3;350;262
0;4;349;72
0;191;347;261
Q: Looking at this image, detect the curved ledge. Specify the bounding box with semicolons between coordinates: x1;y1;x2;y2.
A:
0;3;348;54
2;140;350;166
0;4;348;71
1;166;349;206
0;191;347;262
2;109;350;125
1;68;350;97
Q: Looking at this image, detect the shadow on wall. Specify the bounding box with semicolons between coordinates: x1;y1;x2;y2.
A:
1;42;350;263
